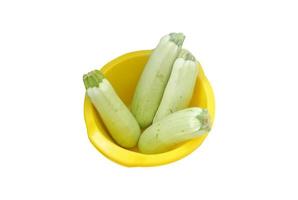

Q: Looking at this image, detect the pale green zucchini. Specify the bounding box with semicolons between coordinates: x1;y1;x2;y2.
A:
83;70;141;148
131;33;185;128
153;49;198;123
138;108;211;154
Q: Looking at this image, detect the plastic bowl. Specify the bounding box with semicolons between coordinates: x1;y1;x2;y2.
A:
84;50;215;167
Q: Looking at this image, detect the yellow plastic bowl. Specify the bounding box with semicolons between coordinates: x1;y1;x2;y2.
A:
84;50;215;167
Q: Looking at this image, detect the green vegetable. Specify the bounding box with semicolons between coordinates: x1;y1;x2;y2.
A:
131;33;185;128
138;108;211;154
153;49;198;123
83;70;141;148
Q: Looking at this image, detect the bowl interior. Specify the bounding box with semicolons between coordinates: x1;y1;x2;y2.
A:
84;50;214;166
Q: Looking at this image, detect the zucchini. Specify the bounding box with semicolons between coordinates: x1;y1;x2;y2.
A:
131;33;185;128
138;108;211;154
153;49;198;123
83;70;141;148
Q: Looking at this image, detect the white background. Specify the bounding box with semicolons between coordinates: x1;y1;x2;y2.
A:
0;0;297;199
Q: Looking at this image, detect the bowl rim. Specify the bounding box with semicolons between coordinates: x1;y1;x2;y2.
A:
84;50;215;167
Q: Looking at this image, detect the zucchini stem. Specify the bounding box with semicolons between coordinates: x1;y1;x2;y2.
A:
83;70;105;89
178;49;196;61
196;109;211;132
169;33;185;47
